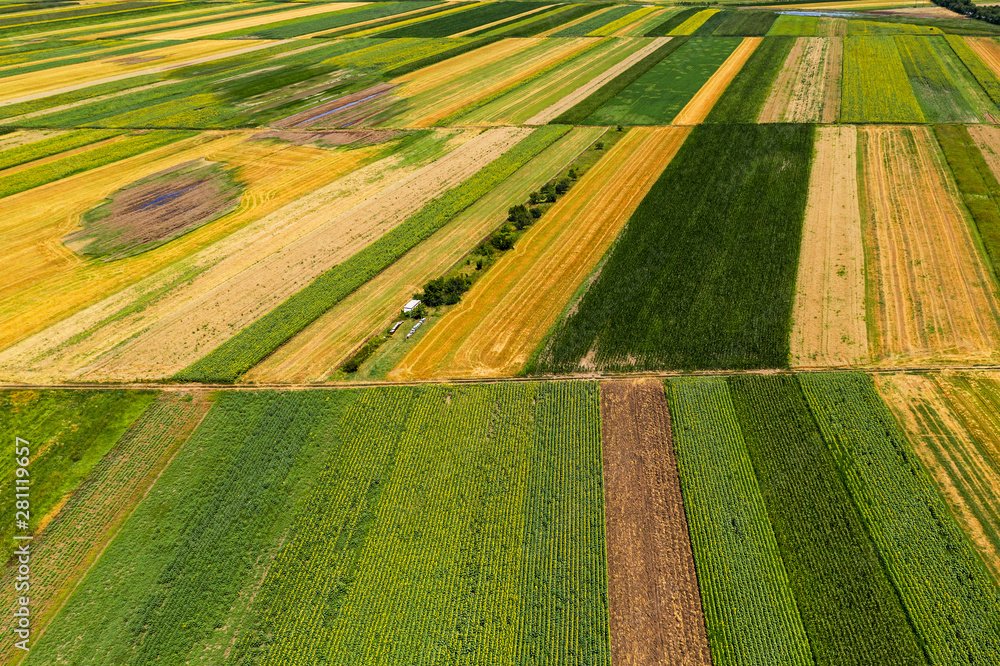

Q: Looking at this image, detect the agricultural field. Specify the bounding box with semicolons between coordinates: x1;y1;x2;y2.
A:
9;1;1000;663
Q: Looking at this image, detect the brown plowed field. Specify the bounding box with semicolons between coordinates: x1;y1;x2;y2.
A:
791;126;868;366
673;37;761;125
861;126;1000;365
759;37;839;123
389;126;690;380
601;379;711;666
245;127;604;383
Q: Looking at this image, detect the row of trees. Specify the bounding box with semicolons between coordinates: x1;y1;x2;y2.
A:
931;0;1000;25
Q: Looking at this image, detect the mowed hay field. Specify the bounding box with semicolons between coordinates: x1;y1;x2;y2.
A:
10;1;1000;664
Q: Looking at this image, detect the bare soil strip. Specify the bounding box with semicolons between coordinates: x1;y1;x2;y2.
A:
245;127;604;383
674;37;762;125
861;126;1000;365
389;126;690;381
759;37;835;123
601;379;712;666
0;392;213;663
875;372;1000;580
525;37;672;126
791;126;868;367
0;129;528;382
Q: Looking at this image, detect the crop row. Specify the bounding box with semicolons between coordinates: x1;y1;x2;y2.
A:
177;125;571;382
667;377;811;666
0;129;119;170
24;391;351;665
841;35;925;122
378;1;548;38
705;36;794;122
217;1;440;39
538;124;812;373
800;373;1000;664
233;382;607;665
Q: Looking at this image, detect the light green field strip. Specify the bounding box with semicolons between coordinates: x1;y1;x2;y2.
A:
927;36;1000;121
457;38;652;125
617;7;676;37
667;377;813;666
767;14;819;36
449;2;554;38
670;8;719;36
841;35;924;122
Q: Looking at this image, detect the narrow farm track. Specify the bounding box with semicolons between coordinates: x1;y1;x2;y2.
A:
601;379;711;666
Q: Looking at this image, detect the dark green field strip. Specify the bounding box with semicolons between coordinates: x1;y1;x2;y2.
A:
0;0;173;28
0;130;193;199
712;10;778;36
23;390;357;666
177;126;570;383
729;375;927;666
551;36;688;125
705;36;794;122
667;377;813;666
377;1;549;37
536;124;811;373
215;1;439;39
0;390;156;560
586;37;741;125
645;6;700;36
800;373;1000;664
0;1;203;38
475;3;603;38
0;129;119;170
384;34;500;76
691;9;731;35
935;124;1000;285
550;4;635;37
0;38;135;68
945;34;1000;107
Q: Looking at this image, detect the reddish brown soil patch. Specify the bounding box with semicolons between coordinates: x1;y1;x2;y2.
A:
601;379;712;666
251;129;403;147
273;83;397;129
64;158;241;260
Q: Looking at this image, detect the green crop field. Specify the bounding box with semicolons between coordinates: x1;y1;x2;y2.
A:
535;124;813;373
585;37;742;125
729;375;927;666
8;1;1000;662
28;383;609;665
841;36;926;122
667;377;812;666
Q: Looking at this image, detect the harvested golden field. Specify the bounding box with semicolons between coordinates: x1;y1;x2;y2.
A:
0;132;386;355
876;372;1000;580
601;379;712;666
0;128;526;382
759;37;841;123
0;40;282;107
525;37;672;125
246;127;604;383
861;126;1000;365
790;126;868;367
142;2;367;40
390;37;594;127
673;37;761;126
966;37;1000;78
968;124;1000;180
389;126;690;381
83;4;277;40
